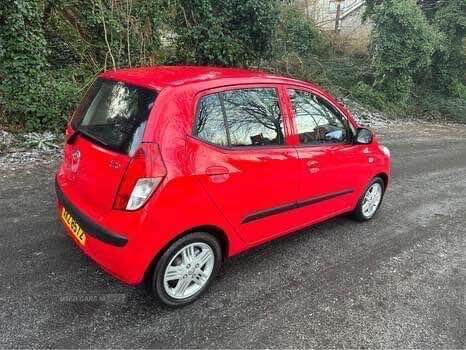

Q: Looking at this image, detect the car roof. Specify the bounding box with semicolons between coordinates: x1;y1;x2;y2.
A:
99;65;318;91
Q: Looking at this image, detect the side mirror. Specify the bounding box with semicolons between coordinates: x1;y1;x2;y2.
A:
355;128;373;144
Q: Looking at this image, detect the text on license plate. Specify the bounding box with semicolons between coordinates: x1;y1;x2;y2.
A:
61;207;86;245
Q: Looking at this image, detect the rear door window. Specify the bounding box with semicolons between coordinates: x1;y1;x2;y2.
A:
222;88;284;147
72;78;157;155
194;88;285;147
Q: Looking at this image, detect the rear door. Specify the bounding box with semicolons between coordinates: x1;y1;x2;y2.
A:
60;78;156;215
285;87;367;222
187;85;302;244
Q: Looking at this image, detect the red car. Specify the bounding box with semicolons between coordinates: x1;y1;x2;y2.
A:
56;66;391;306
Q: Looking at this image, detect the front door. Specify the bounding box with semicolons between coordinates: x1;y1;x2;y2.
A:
286;88;365;223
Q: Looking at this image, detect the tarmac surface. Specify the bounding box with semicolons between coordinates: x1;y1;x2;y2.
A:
0;121;465;348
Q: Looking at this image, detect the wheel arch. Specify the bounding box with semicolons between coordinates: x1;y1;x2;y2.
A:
375;172;389;191
143;224;229;284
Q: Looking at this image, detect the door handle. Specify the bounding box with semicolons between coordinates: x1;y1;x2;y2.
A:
205;166;229;175
205;166;230;183
306;160;320;174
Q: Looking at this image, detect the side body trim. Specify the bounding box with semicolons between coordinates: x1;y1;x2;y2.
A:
242;189;354;224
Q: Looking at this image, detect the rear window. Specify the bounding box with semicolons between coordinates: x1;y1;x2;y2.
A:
72;78;157;155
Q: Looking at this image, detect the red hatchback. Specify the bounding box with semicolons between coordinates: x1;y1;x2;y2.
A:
56;66;391;306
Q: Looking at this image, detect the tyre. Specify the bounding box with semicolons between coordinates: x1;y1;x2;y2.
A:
149;232;222;307
352;177;385;221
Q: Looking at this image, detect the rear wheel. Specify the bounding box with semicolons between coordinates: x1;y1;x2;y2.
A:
352;177;385;221
150;232;222;307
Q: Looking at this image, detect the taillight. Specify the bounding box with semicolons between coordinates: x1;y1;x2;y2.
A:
113;143;167;211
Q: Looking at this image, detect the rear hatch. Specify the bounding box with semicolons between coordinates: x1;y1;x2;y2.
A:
62;78;157;215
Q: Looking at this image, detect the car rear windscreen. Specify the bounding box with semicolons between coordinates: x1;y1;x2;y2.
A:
72;78;157;155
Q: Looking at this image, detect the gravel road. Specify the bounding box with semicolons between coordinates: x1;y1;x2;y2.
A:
0;121;465;348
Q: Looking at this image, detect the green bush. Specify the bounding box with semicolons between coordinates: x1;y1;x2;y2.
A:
24;69;92;131
415;91;466;122
165;0;280;66
0;0;164;131
369;0;439;106
0;0;50;130
431;0;466;98
351;81;387;110
273;6;328;59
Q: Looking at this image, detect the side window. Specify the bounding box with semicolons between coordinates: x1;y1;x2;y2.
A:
222;88;285;147
195;88;285;147
289;89;349;145
196;94;228;146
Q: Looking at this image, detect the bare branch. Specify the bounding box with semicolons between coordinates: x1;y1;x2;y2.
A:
98;0;116;71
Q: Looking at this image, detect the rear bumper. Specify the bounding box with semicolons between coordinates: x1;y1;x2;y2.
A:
55;178;147;285
55;180;127;247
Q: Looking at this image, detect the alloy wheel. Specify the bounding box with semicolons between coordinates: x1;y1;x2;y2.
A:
163;242;215;299
362;182;383;218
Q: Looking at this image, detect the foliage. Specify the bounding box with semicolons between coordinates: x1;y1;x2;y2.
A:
43;0;164;70
430;0;466;97
362;0;465;119
163;0;280;66
0;0;50;129
415;90;466;122
273;6;328;60
0;0;165;130
369;0;439;106
0;0;465;132
22;131;60;151
351;81;387;111
365;0;446;19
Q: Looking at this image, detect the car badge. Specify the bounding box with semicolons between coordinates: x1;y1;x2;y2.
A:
71;149;81;173
109;160;121;169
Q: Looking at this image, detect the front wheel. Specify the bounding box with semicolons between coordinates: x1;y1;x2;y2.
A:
150;232;222;307
352;177;385;221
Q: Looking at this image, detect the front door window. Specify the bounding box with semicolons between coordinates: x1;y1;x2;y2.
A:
288;89;350;145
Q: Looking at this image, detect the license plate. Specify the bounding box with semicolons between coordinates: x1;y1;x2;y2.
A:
61;207;86;245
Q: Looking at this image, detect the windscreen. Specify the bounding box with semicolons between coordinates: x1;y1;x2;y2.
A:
72;78;157;155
